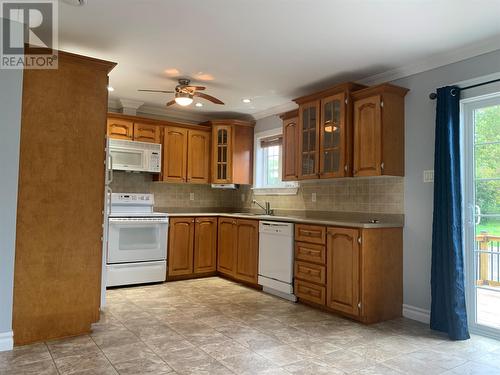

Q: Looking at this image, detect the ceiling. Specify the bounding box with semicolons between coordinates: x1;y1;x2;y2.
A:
59;0;500;120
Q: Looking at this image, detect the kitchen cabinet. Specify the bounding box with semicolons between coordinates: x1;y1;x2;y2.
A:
187;129;210;184
163;126;188;182
326;227;360;316
107;117;133;140
217;217;237;276
352;83;408;177
107;116;161;143
208;120;255;185
281;110;299;181
293;222;402;323
168;216;217;278
133;122;161;143
217;218;259;284
298;101;320;179
194;217;217;274
162;127;211;184
293;82;366;180
234;219;259;284
325;226;403;323
168;217;194;276
294;224;327;305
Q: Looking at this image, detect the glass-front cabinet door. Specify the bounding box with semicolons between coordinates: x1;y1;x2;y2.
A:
298;101;320;179
212;125;232;183
320;93;345;178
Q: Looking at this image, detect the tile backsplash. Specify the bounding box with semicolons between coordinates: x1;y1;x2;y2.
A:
111;172;404;214
237;177;404;214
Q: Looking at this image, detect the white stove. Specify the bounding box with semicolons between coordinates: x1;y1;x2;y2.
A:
106;193;168;287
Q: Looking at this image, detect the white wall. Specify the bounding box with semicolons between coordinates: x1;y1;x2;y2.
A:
254;48;500;318
0;19;23;351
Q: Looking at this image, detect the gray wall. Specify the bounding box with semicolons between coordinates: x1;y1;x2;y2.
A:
0;19;23;340
394;49;500;311
255;48;500;313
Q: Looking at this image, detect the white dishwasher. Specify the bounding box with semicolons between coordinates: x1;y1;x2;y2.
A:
258;221;296;301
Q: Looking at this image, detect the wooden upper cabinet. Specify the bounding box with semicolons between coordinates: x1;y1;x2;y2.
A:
107;117;133;140
352;83;408;177
168;218;194;277
320;93;346;178
212;125;233;183
133;122;160;143
281;110;299;181
217;217;237;276
293;82;366;180
235;219;259;284
326;227;360;316
194;217;217;274
187;130;210;184
208;120;254;185
298;101;320;179
353;95;382;176
163;126;188;182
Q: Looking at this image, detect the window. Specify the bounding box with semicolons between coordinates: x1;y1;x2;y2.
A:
254;130;298;195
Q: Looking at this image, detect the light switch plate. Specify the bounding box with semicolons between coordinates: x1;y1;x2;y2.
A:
189;192;195;201
241;193;245;202
423;170;434;183
312;192;317;202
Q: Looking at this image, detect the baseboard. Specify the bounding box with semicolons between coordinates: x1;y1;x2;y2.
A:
0;331;13;352
402;304;431;324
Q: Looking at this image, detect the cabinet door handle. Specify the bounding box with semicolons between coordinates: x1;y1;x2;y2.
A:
380;162;385;171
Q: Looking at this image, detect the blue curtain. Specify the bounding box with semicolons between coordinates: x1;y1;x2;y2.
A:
430;86;470;340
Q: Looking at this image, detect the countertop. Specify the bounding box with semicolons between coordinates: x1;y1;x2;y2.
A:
155;209;404;228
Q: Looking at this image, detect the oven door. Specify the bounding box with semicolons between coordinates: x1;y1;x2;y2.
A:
109;147;146;172
107;218;168;263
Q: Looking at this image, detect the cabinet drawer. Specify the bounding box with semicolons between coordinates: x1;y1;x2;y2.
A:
295;242;326;264
295;224;326;244
295;261;325;285
295;279;325;305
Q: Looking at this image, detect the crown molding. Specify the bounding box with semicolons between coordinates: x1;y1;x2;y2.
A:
357;34;500;86
251;101;298;120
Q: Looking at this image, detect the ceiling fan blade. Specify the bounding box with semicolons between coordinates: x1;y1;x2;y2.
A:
194;92;224;105
166;100;176;107
185;86;206;91
138;89;175;93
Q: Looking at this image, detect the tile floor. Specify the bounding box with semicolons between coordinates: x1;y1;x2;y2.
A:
2;277;500;375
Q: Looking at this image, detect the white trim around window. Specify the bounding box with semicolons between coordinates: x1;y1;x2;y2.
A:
253;128;298;195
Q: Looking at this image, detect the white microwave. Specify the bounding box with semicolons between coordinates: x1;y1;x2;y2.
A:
109;139;161;173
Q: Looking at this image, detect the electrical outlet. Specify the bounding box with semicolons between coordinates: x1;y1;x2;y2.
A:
189;192;195;201
241;193;245;202
423;170;434;183
312;192;317;202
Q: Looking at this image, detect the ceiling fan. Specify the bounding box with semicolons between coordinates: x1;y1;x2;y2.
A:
138;79;224;107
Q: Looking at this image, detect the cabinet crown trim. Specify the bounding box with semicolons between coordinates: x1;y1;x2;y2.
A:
293;82;367;104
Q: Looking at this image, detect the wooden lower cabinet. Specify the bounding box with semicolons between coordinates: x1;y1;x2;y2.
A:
168;216;217;278
294;224;402;324
168;218;194;276
194;217;217;274
326;227;360;316
217;218;259;284
234;219;259;284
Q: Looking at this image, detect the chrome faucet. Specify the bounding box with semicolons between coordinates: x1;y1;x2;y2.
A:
253;200;274;216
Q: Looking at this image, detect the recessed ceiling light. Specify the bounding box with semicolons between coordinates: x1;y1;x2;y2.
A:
242;98;251;103
195;102;203;107
107;86;114;92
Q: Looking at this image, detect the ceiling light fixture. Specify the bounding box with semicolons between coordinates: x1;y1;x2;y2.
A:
195;102;203;107
242;98;251;103
174;92;193;106
107;86;114;92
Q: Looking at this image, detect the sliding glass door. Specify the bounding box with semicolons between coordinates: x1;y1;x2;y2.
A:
462;93;500;338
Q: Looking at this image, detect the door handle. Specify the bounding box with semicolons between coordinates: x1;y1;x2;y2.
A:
475;205;481;225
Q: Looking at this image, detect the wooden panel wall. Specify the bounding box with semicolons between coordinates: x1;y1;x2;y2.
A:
13;51;115;345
